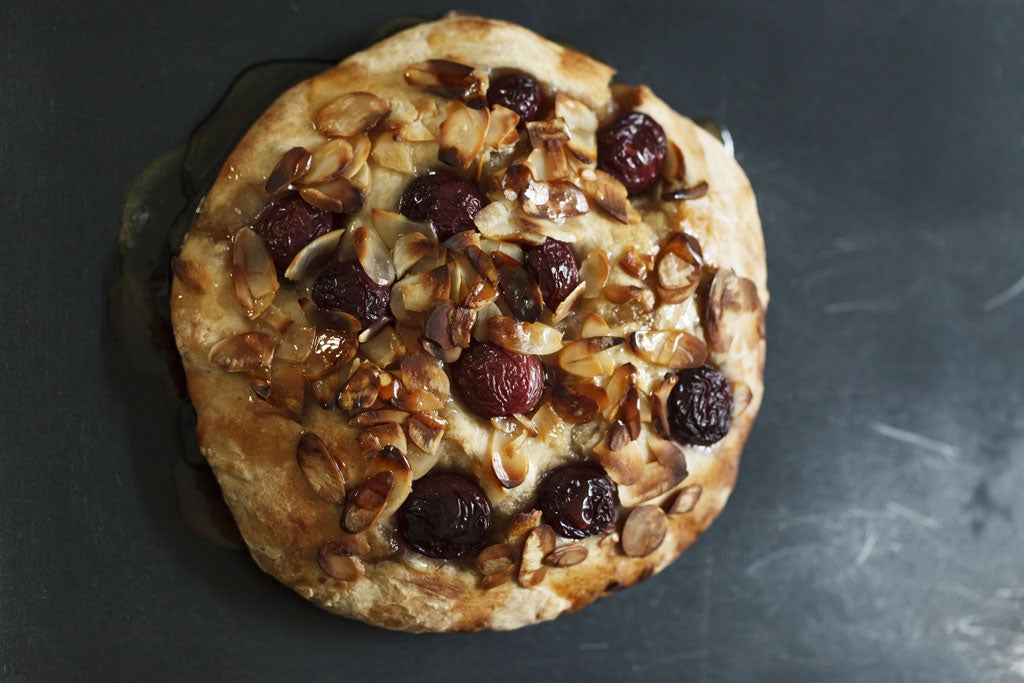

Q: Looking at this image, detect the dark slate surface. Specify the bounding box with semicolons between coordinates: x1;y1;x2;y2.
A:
2;1;1022;681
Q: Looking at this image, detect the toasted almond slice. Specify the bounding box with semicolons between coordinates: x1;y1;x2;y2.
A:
608;385;642;451
371;208;434;248
593;439;644;486
550;282;586;323
544;543;589;567
473;200;528;243
299;176;363;214
517;214;576;243
406;412;446;455
655;232;702;298
438;101;489;168
208;332;276;373
557;336;624;377
580;169;638;224
231;227;279;318
358;423;407;456
391;232;435;278
668;485;703;515
618;461;689;508
296;432;346;504
394;119;435;142
365;446;413;516
382;98;418;130
648;434;688;475
703;268;764;353
580;312;612;338
605;362;638;419
403;59;488;107
580;249;610;298
359;325;405;367
554;93;598;163
476;543;519;576
651;372;679;438
255;361;306;419
315;92;390;138
619;249;652;280
338;361;381;413
298;297;362;334
318;544;365;580
283;228;343;281
492;251;543;323
342;134;372;180
400;353;450;403
490;429;529;488
662;139;685;183
302;138;354;185
630;330;708;369
621;505;668;557
348;409;408;427
662;181;709;202
603;284;645;305
487;316;563;355
171;256;210;294
396;266;451;313
343;471;394;533
550;378;608;424
265;146;312;194
276;324;317;363
352;225;395;285
301;329;358;380
485;104;520;149
518;525;556;587
371;134;415;174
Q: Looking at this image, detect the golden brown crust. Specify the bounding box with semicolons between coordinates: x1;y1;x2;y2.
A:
170;14;767;632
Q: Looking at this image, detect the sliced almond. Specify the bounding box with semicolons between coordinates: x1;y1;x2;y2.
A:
348;409;408;428
357;422;407;456
343;470;394;533
485;104;520;150
618;249;652;280
476;543;519;577
603;284;647;305
581;312;612;338
393;232;437;277
382;98;418;130
668;485;703;515
371;208;435;248
394;119;435;142
580;249;611;298
283;228;343;281
396;265;451;313
550;377;609;424
651;373;679;438
630;330;708;369
544;543;589;568
301;329;358;380
318;543;365;581
507;509;543;545
256;361;306;419
487;316;563;355
359;325;405;367
208;332;276;373
399;353;450;403
276;324;317;363
302;138;354;185
342;134;373;181
518;524;556;587
516;214;576;243
608;385;642;451
618;461;689;508
403;60;488;108
593;439;644;486
298;296;362;334
605;362;638;419
338;362;382;414
170;256;210;294
352;224;395;285
315;92;390;138
406;412;446;455
231;227;278;319
550;281;586;323
662;181;709;202
490;429;529;488
299;176;363;214
525;119;571;180
580;168;638;224
371;134;415;174
473;200;529;243
295;432;346;504
655;233;703;301
554;93;598;163
621;505;668;557
265;146;311;194
438;101;489;168
662;139;686;184
557;336;624;377
703;268;764;353
492;251;543;323
365;446;413;516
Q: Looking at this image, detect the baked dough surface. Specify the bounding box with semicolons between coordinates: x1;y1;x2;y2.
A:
171;13;767;631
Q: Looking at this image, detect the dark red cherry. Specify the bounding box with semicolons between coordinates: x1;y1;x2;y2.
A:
524;239;580;311
539;465;616;539
311;259;391;327
452;343;545;418
251;194;338;274
396;473;492;559
597;112;667;195
486;71;542;122
398;171;484;242
667;364;733;446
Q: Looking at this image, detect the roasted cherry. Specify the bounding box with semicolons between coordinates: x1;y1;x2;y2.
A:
539;464;616;539
452;343;545;418
398;171;484;242
311;259;391;327
667;364;733;446
252;194;338;274
396;472;492;559
524;239;580;311
486;70;542;122
597;112;667;195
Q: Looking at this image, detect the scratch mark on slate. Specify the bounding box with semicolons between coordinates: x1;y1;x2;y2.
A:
871;421;959;459
983;273;1024;312
886;501;941;530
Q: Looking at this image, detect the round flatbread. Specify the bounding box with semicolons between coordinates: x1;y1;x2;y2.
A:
171;13;767;632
